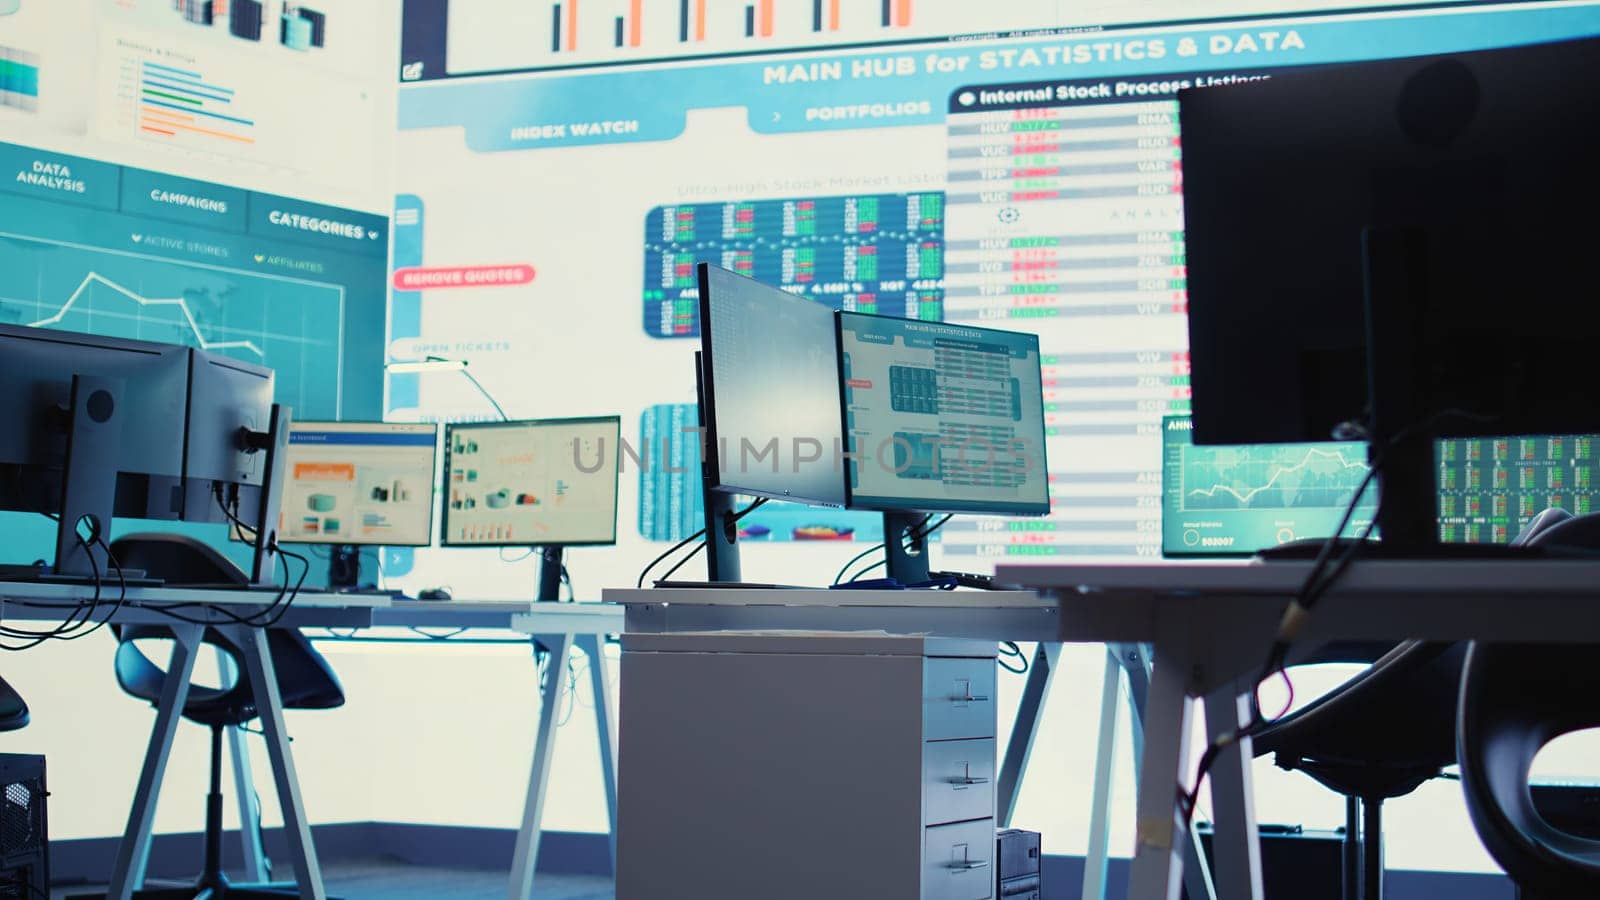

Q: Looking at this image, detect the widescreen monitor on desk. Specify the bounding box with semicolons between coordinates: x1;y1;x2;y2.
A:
836;310;1050;582
278;421;439;548
441;416;620;548
1179;35;1600;552
837;311;1049;516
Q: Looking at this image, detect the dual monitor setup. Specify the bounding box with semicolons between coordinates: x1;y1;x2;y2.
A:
276;416;620;598
696;263;1051;586
0;323;287;586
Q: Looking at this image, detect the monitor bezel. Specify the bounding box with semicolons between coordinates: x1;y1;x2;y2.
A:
277;419;441;548
834;309;1052;517
697;262;846;508
439;414;622;549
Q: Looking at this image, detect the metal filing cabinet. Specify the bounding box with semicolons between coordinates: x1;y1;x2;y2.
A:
617;632;998;900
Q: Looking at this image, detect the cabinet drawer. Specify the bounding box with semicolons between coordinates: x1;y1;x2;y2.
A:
923;657;996;741
923;738;996;826
923;818;995;900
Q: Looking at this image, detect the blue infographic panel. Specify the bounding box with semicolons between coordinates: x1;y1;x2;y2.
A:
643;192;944;337
0;139;389;421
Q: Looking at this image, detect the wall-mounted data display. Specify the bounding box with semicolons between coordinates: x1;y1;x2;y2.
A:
394;1;1600;584
643;192;943;337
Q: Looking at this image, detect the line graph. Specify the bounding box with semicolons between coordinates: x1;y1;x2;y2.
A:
0;232;346;419
30;273;266;357
1186;447;1368;507
1181;444;1373;511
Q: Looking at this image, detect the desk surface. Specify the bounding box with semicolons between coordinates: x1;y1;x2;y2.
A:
605;587;1056;642
996;560;1600;691
372;599;622;635
0;580;389;628
996;558;1600;596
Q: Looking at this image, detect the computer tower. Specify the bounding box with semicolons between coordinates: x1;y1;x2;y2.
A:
0;755;47;900
996;828;1041;899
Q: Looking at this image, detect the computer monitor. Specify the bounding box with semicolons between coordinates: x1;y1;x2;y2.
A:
1437;433;1600;545
837;311;1049;514
837;310;1050;581
440;416;620;549
1179;36;1600;551
0;325;287;583
697;263;845;508
0;323;190;578
277;420;438;588
1161;415;1377;558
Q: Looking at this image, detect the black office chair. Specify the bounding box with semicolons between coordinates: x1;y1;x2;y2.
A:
1250;639;1468;900
1248;509;1577;900
0;675;29;731
1456;513;1600;898
101;534;345;899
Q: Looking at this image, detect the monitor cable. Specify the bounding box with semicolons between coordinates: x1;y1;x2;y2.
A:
637;496;769;587
1177;407;1490;826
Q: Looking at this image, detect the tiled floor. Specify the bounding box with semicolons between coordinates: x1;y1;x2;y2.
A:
51;859;615;899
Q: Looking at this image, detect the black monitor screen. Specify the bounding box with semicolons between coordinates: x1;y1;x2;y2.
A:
698;263;845;507
0;323;189;480
838;311;1049;516
1180;36;1600;447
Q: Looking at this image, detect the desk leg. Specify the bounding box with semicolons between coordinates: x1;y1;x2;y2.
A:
1202;685;1265;900
1117;645;1216;900
1126;629;1195;900
1082;647;1125;900
108;622;203;900
509;634;575;900
997;643;1061;828
217;647;271;884
233;626;327;900
576;634;618;873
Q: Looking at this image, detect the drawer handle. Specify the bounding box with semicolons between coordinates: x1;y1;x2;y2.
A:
947;776;991;786
947;860;991;871
948;694;989;703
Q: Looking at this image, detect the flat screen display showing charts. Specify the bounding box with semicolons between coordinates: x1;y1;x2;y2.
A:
441;416;621;547
279;421;439;546
837;311;1050;515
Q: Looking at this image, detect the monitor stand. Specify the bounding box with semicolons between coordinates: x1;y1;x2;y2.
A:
536;546;563;603
1357;227;1548;560
881;511;931;585
328;544;361;590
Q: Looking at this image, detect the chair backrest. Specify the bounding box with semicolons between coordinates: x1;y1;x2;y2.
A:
0;675;29;731
107;532;343;722
1457;643;1600;897
113;625;344;724
1456;511;1600;897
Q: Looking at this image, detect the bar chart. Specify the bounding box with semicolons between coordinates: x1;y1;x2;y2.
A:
437;0;1076;75
97;27;380;205
136;60;256;147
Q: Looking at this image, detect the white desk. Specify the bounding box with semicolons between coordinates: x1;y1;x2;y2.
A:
0;581;388;900
996;560;1600;900
0;586;623;900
